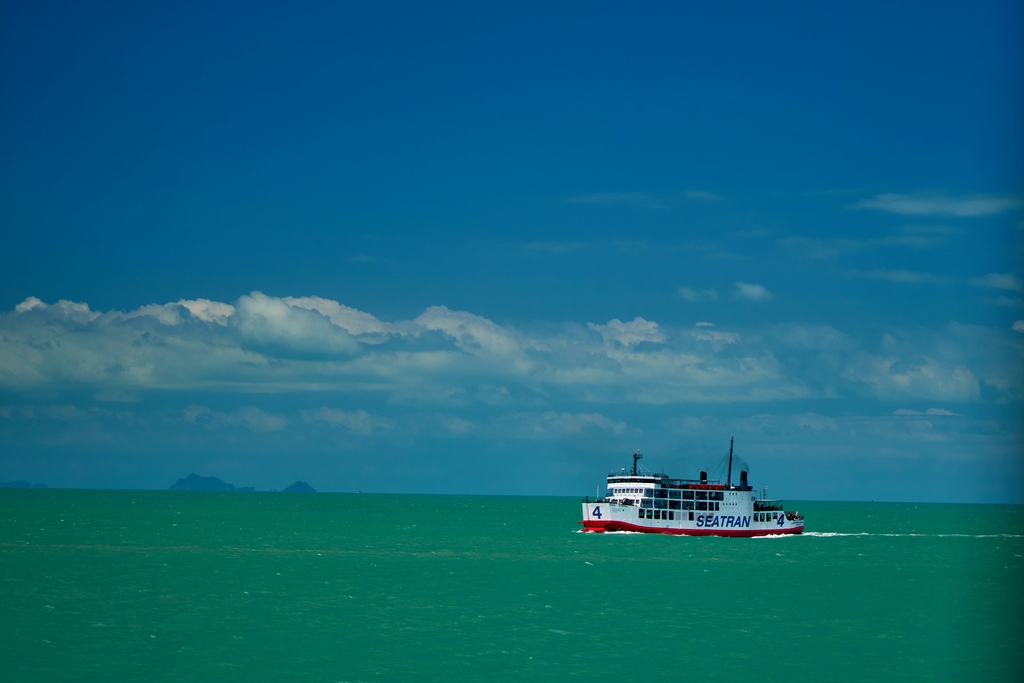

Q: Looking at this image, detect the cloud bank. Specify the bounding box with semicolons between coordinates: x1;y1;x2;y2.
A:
2;293;1021;501
2;292;1018;408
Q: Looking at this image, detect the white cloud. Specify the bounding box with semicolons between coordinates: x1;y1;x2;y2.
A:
122;303;187;325
679;287;719;302
283;296;390;338
689;329;740;344
14;297;100;323
179;299;235;324
235;291;360;358
734;282;774;301
926;408;958;416
444;417;474;434
843;357;981;402
415;306;522;357
14;296;46;313
780;229;953;259
311;407;392;435
588;318;665;347
234;406;289;431
893;408;958;416
695;321;715;327
1013;321;1024;333
970;273;1023;291
2;293;1019;409
183;405;288;431
850;193;1021;216
849;269;949;284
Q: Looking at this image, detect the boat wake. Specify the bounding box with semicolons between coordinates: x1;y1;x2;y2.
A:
800;531;1023;539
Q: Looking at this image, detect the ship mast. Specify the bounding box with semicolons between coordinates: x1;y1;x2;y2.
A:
727;437;734;487
631;450;642;476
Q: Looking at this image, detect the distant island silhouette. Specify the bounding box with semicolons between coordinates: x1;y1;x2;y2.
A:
283;480;316;493
0;480;47;489
169;473;254;492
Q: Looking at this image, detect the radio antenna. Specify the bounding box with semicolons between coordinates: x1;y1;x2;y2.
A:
727;437;734;487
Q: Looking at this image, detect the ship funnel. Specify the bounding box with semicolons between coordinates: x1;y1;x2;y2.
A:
700;470;707;483
740;470;748;490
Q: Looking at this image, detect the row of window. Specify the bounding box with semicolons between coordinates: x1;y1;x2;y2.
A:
756;512;780;522
639;509;696;521
613;487;648;496
639;500;721;511
611;487;725;501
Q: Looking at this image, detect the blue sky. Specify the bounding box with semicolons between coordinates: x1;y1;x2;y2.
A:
1;1;1022;501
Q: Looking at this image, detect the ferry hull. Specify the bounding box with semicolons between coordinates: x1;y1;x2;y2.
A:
581;501;804;537
580;519;803;536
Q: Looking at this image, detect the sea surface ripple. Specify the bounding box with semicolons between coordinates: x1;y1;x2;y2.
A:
1;492;1021;682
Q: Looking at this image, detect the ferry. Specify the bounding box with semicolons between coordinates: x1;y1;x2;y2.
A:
580;439;804;536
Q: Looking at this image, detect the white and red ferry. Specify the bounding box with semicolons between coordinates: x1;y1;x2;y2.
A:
581;440;804;536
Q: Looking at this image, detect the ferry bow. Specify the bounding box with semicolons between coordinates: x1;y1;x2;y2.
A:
581;439;804;536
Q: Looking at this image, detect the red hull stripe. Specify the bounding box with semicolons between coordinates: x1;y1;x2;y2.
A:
580;520;803;536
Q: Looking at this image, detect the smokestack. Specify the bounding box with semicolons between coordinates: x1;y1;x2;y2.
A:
740;471;748;490
700;470;707;483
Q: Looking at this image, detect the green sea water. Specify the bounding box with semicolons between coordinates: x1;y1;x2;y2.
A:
1;491;1022;683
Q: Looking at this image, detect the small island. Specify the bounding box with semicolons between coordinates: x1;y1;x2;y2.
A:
0;480;47;489
169;473;254;492
283;480;316;493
